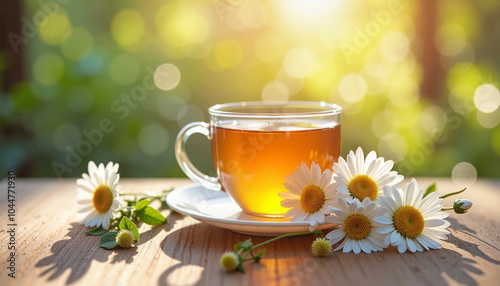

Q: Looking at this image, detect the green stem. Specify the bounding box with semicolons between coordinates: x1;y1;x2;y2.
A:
441;207;454;211
439;188;466;199
119;192;164;198
252;231;317;250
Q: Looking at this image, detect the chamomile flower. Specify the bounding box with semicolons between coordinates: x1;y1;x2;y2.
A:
76;161;121;230
325;197;386;254
333;147;403;203
279;162;337;231
220;252;239;271
375;179;451;253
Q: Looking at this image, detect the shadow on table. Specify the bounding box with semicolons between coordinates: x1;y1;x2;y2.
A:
447;216;500;265
157;216;225;286
35;222;138;284
157;218;321;286
157;215;497;286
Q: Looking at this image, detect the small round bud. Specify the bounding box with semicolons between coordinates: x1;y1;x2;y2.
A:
115;229;135;248
453;199;473;214
220;252;239;271
311;237;332;257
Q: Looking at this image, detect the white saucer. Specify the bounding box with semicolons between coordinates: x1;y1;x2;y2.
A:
166;184;336;236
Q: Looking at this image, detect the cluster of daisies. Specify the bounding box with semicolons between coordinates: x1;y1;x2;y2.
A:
278;147;471;254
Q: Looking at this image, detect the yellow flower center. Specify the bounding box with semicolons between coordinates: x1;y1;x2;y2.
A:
220;252;239;271
348;175;378;201
116;230;135;248
311;237;332;257
93;185;113;213
344;214;371;240
300;185;325;213
393;206;424;238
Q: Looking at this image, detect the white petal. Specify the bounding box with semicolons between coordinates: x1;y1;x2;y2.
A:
377;225;395;234
352;240;361;254
279;192;299;199
281;199;300;208
326;229;345;244
374;216;392;225
397;241;408;253
425;219;448;227
390;230;402;245
406;237;417;253
343;239;353;253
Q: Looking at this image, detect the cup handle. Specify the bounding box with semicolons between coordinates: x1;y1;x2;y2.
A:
175;122;221;191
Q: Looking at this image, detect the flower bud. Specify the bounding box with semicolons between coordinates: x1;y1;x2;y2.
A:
115;229;135;248
453;199;473;214
311;237;332;257
220;252;239;271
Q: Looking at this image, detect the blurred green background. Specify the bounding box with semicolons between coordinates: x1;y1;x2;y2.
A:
1;0;499;179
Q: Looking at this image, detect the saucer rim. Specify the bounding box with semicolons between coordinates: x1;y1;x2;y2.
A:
166;184;336;235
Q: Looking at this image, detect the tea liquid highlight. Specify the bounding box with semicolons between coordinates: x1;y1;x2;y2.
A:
212;122;341;217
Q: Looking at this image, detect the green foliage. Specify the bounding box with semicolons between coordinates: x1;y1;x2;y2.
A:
1;1;499;179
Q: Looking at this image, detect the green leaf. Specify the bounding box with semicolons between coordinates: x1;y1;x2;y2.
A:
135;199;151;210
86;226;107;236
233;239;253;252
119;217;140;242
136;206;166;225
100;232;118;249
256;249;266;258
423;183;436;198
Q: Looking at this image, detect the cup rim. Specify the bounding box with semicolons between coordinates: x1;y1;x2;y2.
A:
208;101;342;118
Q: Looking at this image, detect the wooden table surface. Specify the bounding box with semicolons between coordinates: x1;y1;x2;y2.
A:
0;177;499;286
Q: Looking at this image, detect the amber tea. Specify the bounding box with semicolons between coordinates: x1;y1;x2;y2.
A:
212;121;341;216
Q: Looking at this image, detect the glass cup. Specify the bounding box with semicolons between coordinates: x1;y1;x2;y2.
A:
175;101;342;217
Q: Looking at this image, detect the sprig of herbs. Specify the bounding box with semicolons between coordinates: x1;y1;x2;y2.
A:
85;189;173;249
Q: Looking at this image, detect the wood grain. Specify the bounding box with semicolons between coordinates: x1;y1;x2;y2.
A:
0;178;499;286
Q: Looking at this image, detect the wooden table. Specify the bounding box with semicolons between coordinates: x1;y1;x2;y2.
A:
1;177;499;286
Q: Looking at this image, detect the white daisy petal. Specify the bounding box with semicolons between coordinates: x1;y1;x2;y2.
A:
352;240;361;254
407;237;417;253
397;241;408;253
343;239;353;253
281;199;300;208
326;229;345;244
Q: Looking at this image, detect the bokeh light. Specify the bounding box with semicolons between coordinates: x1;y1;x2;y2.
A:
111;9;145;49
473;84;500;113
452;162;477;188
38;13;72;45
339;74;367;103
154;64;182;91
3;0;499;179
284;48;315;79
261;81;289;103
33;53;65;86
